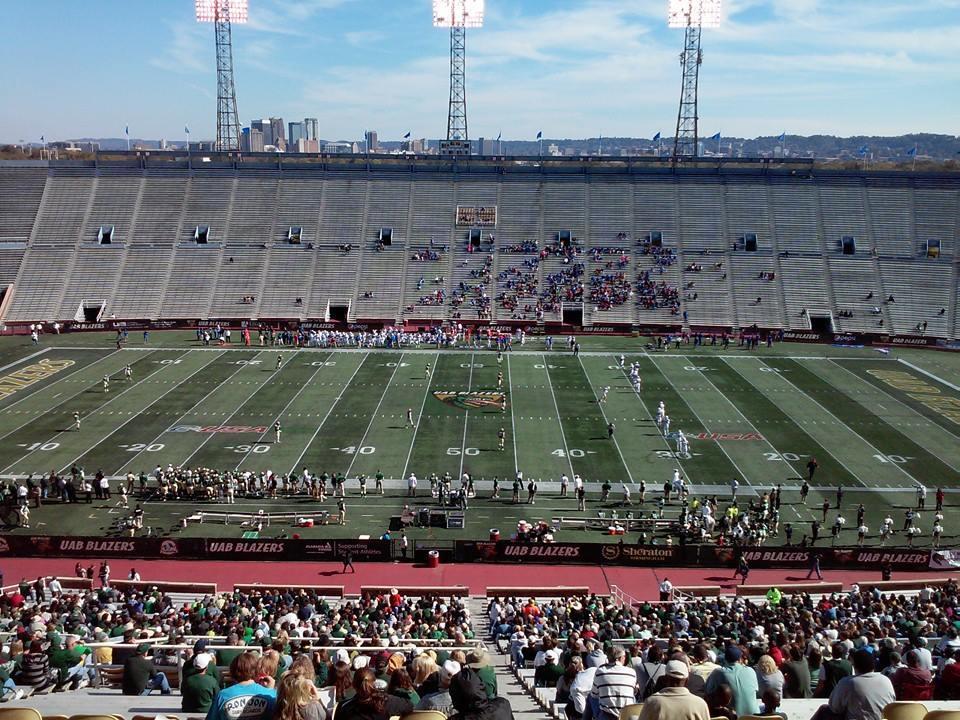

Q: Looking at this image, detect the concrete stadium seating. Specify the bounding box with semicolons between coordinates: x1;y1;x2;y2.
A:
1;162;957;338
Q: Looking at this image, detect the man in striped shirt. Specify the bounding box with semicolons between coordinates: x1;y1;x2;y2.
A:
589;646;638;720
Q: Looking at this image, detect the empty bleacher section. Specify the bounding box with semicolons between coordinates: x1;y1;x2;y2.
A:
0;168;46;242
1;162;957;338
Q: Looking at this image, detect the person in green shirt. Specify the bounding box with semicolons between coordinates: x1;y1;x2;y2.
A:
467;649;498;700
182;653;221;712
815;643;853;698
49;636;95;690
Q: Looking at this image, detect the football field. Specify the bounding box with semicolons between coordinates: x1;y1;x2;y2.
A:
0;332;958;546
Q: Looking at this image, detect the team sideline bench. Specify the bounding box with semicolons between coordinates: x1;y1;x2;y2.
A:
551;516;675;532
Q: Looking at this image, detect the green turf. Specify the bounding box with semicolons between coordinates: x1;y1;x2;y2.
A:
1;333;958;546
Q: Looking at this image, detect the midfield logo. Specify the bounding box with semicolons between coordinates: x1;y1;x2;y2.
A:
433;391;505;410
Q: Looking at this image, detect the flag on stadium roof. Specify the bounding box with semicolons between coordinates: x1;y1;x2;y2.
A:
777;132;786;142
403;131;411;139
907;146;917;156
653;132;661;141
711;132;721;140
536;131;543;139
858;145;869;155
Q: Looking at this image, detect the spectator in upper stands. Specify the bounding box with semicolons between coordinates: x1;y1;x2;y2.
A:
338;668;413;720
891;650;933;701
449;666;513;720
182;650;221;713
687;645;719;699
816;644;853;698
417;660;460;716
18;640;54;693
467;648;498;700
637;660;710;720
705;646;759;718
275;672;327;720
589;646;638;720
754;655;784;699
122;642;171;695
812;649;895;720
207;651;277;720
782;644;812;699
568;658;598;720
536;649;564;687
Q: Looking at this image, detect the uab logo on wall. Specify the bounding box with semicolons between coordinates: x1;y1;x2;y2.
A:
433;391;505;410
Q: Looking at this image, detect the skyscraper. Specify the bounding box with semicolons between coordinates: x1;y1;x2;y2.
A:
304;118;319;141
288;121;305;147
269;117;285;150
251;119;269;146
365;130;379;153
248;128;264;153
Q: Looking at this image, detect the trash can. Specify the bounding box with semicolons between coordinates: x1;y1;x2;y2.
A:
427;550;440;568
489;529;500;541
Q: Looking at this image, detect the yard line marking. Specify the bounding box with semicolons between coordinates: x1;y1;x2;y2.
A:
689;356;808;482
575;354;633;483
343;353;404;479
725;359;872;489
616;356;694;484
458;353;476;481
399;352;439;482
0;348;125;423
0;347;50;373
116;351;268;474
59;350;222;472
505;355;519;474
897;358;960;393
287;354;369;476
758;358;922;487
647;353;759;493
180;352;300;468
0;350;170;474
826;359;960;469
232;351;332;471
542;354;575;480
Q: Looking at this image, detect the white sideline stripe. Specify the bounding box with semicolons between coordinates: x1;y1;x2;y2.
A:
44;345;889;361
0;347;49;373
897;359;960;393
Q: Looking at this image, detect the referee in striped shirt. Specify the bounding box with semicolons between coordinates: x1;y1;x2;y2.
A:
589;646;638;720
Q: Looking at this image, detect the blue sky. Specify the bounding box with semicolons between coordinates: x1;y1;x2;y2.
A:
1;0;957;143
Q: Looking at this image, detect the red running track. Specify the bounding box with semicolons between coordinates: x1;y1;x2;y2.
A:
0;558;953;599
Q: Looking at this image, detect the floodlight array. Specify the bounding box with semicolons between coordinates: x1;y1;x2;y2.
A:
196;0;249;24
667;0;721;28
433;0;485;28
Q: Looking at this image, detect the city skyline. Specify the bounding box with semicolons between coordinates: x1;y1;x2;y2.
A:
0;0;957;144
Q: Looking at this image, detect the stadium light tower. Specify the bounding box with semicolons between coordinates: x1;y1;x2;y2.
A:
668;0;721;159
196;0;247;152
434;0;484;154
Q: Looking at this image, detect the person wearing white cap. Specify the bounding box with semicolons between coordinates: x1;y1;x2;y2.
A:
417;660;461;716
638;660;709;720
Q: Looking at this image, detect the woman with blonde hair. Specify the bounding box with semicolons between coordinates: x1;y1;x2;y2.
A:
411;653;439;693
275;672;326;720
755;654;785;698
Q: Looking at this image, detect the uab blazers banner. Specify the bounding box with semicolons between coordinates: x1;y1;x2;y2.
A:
455;541;681;566
0;535;391;562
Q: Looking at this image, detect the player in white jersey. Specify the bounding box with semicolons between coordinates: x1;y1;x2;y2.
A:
102;375;110;393
600;386;610;404
618;354;625;369
74;411;82;431
676;430;689;456
424;363;431;379
124;365;132;380
656;402;666;425
671;469;684;494
276;355;283;370
406;408;414;428
274;421;282;444
662;415;671;436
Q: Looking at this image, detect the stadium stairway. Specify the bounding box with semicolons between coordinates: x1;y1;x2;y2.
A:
467;596;553;720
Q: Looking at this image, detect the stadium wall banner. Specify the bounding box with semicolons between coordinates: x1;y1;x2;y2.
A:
0;535;391;562
453;541;930;569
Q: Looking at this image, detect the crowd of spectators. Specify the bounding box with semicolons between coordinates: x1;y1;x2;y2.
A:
0;583;485;717
493;580;960;720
